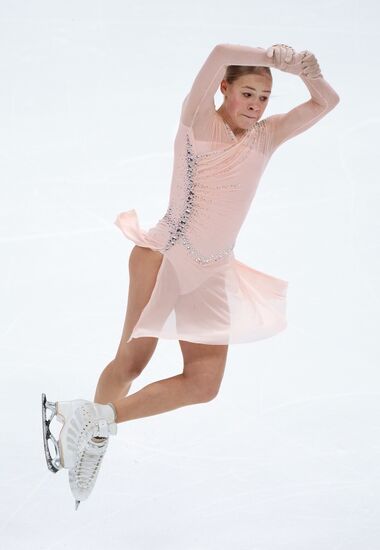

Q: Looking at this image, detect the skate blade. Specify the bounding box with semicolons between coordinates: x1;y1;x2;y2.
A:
41;393;62;473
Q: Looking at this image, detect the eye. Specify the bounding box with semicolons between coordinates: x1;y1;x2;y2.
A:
242;93;268;101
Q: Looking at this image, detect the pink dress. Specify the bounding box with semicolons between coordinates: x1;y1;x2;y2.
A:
114;44;340;345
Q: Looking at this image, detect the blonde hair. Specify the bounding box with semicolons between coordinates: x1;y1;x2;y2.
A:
223;65;272;84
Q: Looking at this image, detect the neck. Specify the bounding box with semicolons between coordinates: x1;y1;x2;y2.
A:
217;106;245;136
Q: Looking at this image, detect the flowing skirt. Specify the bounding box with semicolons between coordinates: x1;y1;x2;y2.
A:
115;209;289;345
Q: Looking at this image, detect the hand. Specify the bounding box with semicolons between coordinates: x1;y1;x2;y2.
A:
266;44;300;74
266;44;322;78
299;50;323;79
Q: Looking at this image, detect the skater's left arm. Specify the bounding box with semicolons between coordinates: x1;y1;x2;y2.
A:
266;45;340;150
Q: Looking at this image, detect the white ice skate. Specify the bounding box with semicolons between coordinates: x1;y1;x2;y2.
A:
41;393;117;510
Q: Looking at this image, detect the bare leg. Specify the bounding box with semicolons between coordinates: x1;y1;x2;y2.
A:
93;358;135;404
94;340;228;426
92;245;228;424
94;337;160;405
94;245;163;405
111;373;203;423
109;341;229;424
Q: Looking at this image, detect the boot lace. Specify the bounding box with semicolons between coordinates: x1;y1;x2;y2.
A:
74;436;108;489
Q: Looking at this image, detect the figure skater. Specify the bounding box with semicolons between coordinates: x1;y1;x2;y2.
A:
41;43;340;510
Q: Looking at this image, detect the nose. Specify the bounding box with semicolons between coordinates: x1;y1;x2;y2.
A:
248;102;261;114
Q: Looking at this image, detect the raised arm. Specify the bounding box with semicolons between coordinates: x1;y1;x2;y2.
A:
181;43;275;128
267;47;340;150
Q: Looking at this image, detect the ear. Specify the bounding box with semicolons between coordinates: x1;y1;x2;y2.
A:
220;79;228;96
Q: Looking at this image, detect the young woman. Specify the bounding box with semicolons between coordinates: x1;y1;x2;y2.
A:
42;43;340;510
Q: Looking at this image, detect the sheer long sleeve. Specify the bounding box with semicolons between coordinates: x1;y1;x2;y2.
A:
180;43;340;150
180;43;275;128
268;73;340;150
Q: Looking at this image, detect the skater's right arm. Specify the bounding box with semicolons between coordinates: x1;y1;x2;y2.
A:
180;43;275;128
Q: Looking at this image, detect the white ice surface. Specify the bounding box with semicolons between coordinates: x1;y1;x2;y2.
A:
0;1;379;549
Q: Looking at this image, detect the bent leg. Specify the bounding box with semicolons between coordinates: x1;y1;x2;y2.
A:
111;340;229;423
94;245;164;404
180;340;229;401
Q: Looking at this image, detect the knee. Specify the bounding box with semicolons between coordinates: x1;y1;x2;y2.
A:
112;355;145;381
185;375;221;403
200;386;220;403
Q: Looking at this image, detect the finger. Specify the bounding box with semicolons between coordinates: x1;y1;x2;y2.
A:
306;60;319;73
284;47;293;63
281;45;291;64
266;47;274;58
311;65;321;78
278;47;284;65
272;45;279;63
302;52;313;61
277;46;283;64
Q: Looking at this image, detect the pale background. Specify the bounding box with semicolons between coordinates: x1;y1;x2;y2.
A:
0;1;379;549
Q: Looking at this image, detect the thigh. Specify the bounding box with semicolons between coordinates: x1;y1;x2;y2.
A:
115;245;164;372
179;339;229;397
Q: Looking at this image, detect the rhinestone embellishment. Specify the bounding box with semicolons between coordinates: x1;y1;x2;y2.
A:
162;133;235;265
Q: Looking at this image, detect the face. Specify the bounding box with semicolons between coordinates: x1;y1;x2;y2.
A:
219;73;272;133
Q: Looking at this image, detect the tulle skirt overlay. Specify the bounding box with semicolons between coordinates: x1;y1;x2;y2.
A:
114;208;288;345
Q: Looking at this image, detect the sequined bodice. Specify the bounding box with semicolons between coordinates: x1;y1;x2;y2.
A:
148;112;275;266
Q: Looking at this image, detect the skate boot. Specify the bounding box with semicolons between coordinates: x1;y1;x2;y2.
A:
41;393;118;509
58;399;117;510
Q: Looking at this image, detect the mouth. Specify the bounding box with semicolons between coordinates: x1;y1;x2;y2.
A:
243;115;256;119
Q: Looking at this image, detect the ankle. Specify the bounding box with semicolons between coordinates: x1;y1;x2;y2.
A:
93;402;117;423
107;401;118;423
